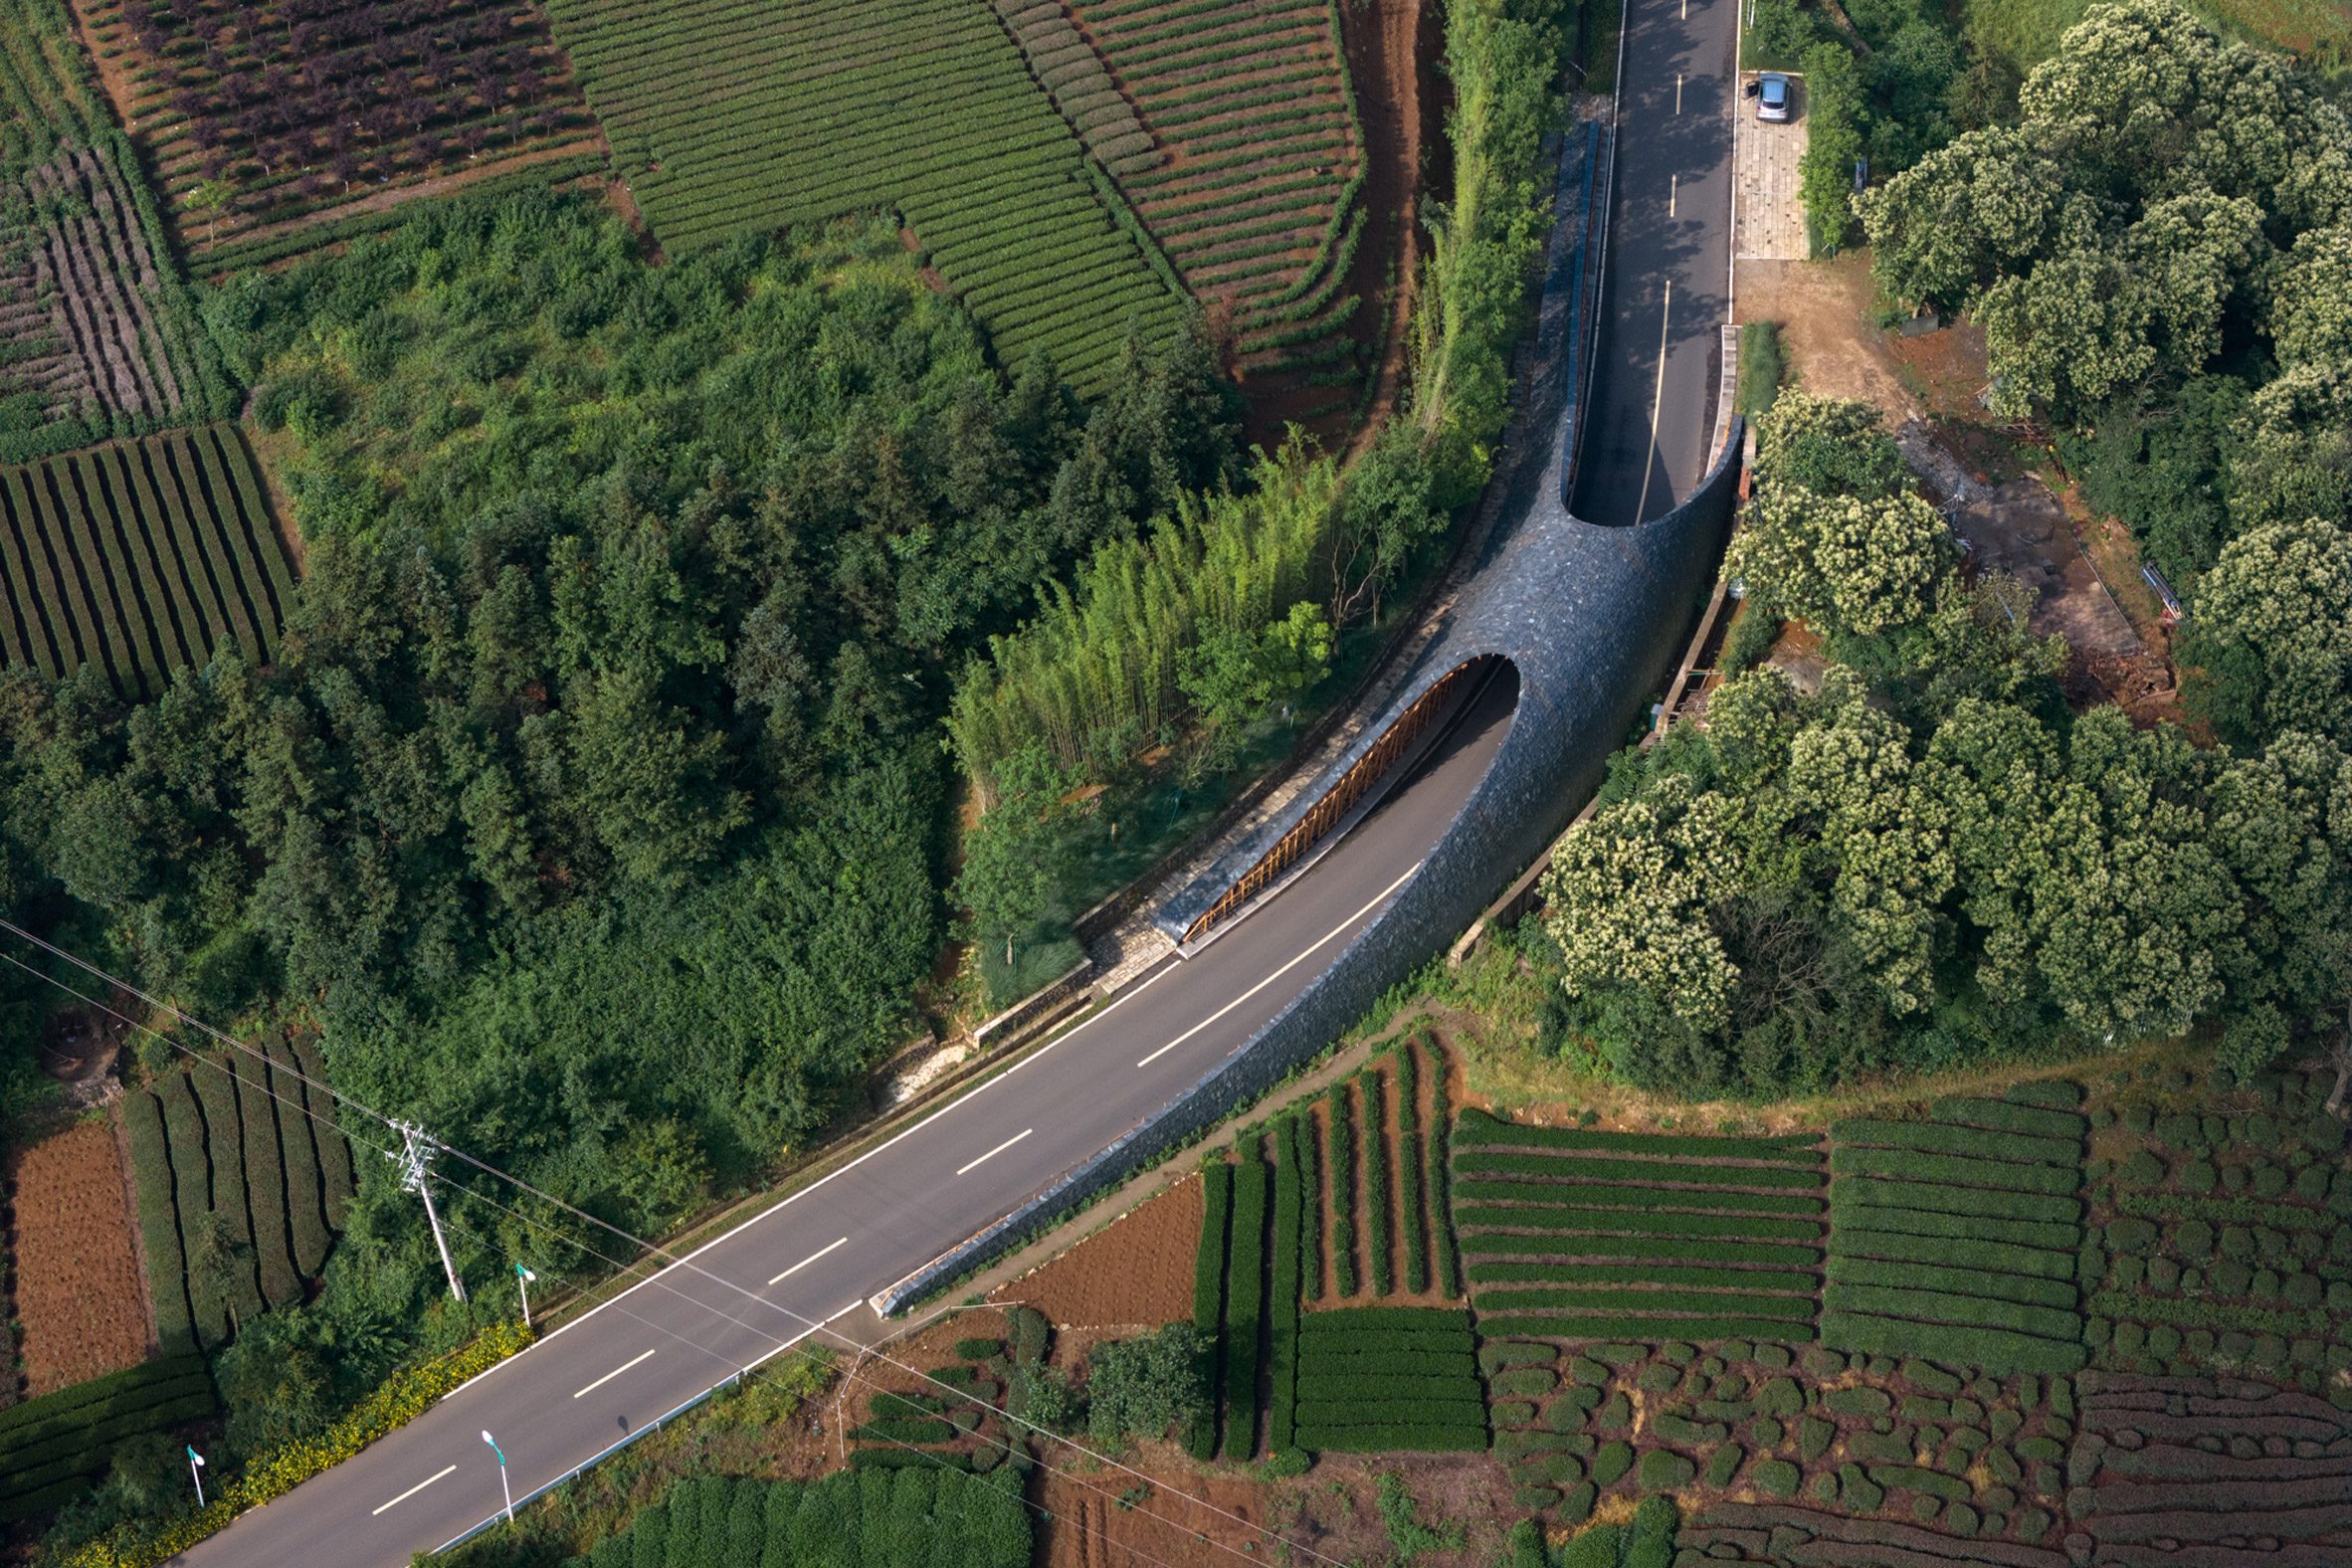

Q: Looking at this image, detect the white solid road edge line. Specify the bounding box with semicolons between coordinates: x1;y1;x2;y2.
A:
955;1128;1034;1177
1137;860;1422;1070
768;1235;850;1286
571;1347;657;1400
371;1464;456;1516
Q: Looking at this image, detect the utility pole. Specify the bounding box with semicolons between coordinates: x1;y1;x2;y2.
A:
390;1120;466;1302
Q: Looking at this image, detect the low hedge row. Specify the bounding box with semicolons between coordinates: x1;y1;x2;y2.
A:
1295;1336;1480;1366
1927;1096;2085;1141
1456;1150;1827;1191
1459;1233;1820;1268
1292;1423;1488;1453
851;1418;959;1447
231;1057;302;1309
1222;1158;1269;1461
1821;1282;2078;1339
1823;1257;2075;1310
1454;1179;1827;1216
188;1064;267;1328
156;1074;227;1347
1469;1263;1819;1293
1294;1398;1488;1427
571;1465;1030;1567
1454;1109;1821;1163
1457;1205;1824;1241
1477;1287;1816;1320
1815;1311;2087;1376
1297;1105;1323;1302
1293;1374;1484;1403
1297;1305;1474;1336
120;1091;195;1353
1327;1079;1358;1297
1427;1043;1459;1297
1831;1117;2079;1169
1397;1046;1428;1294
1270;1123;1303;1454
264;1037;333;1277
1829;1229;2074;1281
1189;1162;1232;1461
1827;1197;2078;1253
1832;1177;2077;1226
1472;1315;1814;1341
1361;1072;1393;1295
287;1034;354;1226
1828;1146;2078;1197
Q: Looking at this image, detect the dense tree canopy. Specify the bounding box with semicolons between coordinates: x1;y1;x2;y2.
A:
1538;393;2352;1094
0;191;1243;1316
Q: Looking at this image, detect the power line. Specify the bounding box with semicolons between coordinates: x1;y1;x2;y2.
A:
0;929;1346;1568
0;948;1225;1568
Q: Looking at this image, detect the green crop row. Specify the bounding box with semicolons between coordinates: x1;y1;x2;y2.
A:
1297;1101;1323;1302
1327;1078;1357;1298
850;1417;958;1447
1397;1045;1428;1294
1293;1422;1489;1453
1455;1178;1827;1216
1830;1177;2078;1226
1190;1160;1232;1461
1292;1373;1482;1404
1821;1282;2078;1340
1828;1226;2074;1280
288;1034;354;1225
1823;1257;2075;1310
1469;1263;1820;1293
265;1038;331;1277
1819;1310;2086;1374
1459;1232;1819;1268
1927;1096;2086;1142
1270;1123;1303;1455
1831;1117;2079;1170
120;1089;194;1353
1473;1315;1817;1343
1829;1145;2079;1196
232;1056;302;1308
1827;1197;2078;1253
1296;1305;1473;1337
1456;1149;1826;1191
1222;1158;1268;1460
1295;1338;1479;1369
1361;1071;1392;1295
1457;1204;1823;1242
1475;1287;1817;1320
1454;1108;1822;1163
1427;1045;1460;1298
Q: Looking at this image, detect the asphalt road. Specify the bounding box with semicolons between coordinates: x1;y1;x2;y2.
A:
179;2;1737;1557
1569;0;1738;523
182;671;1519;1567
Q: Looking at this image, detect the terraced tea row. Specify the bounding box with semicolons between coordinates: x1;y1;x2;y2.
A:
73;0;602;271
543;0;1184;394
1824;1082;2089;1375
1076;0;1368;409
0;423;294;695
1453;1109;1829;1341
119;1035;352;1356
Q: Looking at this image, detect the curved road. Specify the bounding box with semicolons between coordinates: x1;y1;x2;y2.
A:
182;1;1736;1560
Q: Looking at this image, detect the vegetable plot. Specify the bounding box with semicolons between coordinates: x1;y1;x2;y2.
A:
1291;1305;1485;1454
542;0;1183;396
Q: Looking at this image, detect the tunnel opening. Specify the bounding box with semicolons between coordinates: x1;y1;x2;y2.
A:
1177;655;1520;946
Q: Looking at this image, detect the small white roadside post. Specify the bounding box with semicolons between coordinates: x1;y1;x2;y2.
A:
514;1264;536;1329
482;1431;512;1523
186;1446;205;1508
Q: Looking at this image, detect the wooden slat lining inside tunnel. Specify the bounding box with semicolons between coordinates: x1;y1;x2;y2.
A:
1180;658;1495;945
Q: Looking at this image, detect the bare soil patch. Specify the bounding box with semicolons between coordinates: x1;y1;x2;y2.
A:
5;1120;151;1394
1329;0;1435;455
990;1174;1200;1331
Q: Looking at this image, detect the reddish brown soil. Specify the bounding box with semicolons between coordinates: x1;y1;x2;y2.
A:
1337;0;1437;451
5;1120;150;1393
1041;1448;1516;1568
990;1176;1201;1330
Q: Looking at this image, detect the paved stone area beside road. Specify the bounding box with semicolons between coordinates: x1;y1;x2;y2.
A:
1732;70;1807;260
